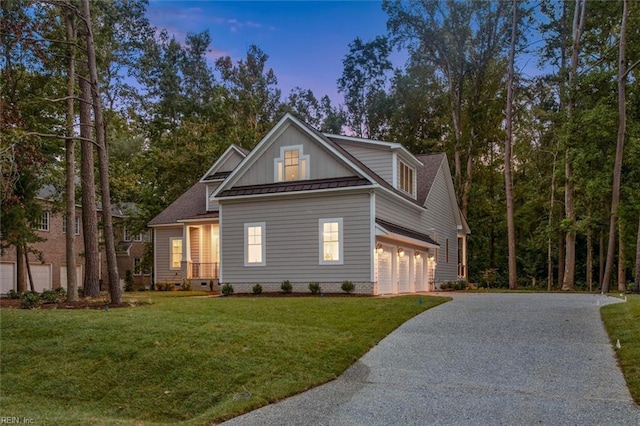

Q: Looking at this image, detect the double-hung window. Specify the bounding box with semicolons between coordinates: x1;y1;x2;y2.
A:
244;222;266;266
63;216;81;235
275;145;309;182
319;218;343;265
399;160;415;197
37;212;50;232
170;237;183;270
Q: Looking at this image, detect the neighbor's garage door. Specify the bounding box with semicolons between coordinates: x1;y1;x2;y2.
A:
60;266;82;290
30;264;52;292
415;255;425;292
377;246;394;295
1;262;16;294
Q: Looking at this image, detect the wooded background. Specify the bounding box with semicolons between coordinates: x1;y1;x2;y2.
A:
2;0;639;299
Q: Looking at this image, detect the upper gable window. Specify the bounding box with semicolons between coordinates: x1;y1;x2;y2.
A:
275;145;309;182
399;160;415;197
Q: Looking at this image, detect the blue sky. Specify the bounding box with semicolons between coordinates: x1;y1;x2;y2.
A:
146;0;406;106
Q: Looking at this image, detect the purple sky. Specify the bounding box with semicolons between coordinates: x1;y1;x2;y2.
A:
146;0;407;107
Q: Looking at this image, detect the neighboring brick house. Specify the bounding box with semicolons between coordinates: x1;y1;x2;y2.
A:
0;190;151;294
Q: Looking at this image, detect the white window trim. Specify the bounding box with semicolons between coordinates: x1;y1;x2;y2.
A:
38;212;50;232
169;237;183;270
274;145;309;182
398;159;416;198
133;258;142;276
244;222;266;267
319;218;343;265
74;216;80;235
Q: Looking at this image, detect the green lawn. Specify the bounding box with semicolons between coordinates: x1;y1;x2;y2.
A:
0;294;449;425
601;294;640;405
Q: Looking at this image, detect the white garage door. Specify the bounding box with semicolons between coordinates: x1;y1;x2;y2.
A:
377;247;394;295
398;250;412;293
30;264;52;292
60;266;83;290
1;262;16;294
415;255;425;292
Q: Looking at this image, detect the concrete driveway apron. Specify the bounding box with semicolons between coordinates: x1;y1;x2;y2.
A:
223;293;639;425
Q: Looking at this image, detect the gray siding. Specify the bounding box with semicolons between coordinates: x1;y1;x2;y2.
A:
235;124;353;187
338;142;393;183
155;227;183;283
218;149;244;173
422;167;459;283
375;165;460;284
220;191;371;285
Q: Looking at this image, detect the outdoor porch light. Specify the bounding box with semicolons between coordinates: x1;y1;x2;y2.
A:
398;247;404;257
375;243;383;254
415;251;421;258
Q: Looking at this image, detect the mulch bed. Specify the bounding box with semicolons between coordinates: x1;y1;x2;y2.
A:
224;292;368;297
0;298;147;310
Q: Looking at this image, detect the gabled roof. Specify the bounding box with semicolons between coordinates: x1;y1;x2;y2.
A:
200;144;248;182
415;153;446;205
326;134;424;168
376;218;439;247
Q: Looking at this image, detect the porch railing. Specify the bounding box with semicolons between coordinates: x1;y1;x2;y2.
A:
458;263;466;279
188;262;219;279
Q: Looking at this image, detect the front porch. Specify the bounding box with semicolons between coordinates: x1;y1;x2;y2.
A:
179;221;220;283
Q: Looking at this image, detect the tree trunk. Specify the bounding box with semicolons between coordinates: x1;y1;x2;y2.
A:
64;6;78;301
557;231;565;288
24;244;35;292
562;0;587;292
79;76;100;297
81;0;121;304
504;0;518;290
599;232;605;286
587;227;593;292
547;152;558;291
618;221;625;292
16;244;26;293
602;0;628;294
634;213;639;292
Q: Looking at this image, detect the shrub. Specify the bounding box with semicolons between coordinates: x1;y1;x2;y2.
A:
55;287;67;297
156;281;174;291
41;289;60;303
181;278;192;291
20;292;41;309
308;281;321;294
341;280;355;294
280;280;292;293
124;270;134;292
481;268;498;288
252;284;263;295
8;290;20;300
221;283;234;296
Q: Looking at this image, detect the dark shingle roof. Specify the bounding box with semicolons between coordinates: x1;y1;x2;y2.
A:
148;182;208;226
415;153;445;205
376;218;439;246
218;176;371;198
203;170;232;181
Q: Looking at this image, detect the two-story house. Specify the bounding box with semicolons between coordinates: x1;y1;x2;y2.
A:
149;114;468;294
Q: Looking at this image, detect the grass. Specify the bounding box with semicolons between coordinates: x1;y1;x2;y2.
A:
601;294;640;405
0;293;449;425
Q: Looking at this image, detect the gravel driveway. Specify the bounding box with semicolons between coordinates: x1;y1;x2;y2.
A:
223;293;639;425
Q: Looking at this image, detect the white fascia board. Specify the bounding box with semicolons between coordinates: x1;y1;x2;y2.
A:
375;224;439;249
199;144;247;182
177;218;219;224
148;223;184;228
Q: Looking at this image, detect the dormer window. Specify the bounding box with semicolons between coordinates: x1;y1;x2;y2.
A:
275;145;309;182
399;160;415;197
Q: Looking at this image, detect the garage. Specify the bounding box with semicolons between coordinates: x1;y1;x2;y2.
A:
415;254;425;292
376;245;394;295
1;262;15;294
60;265;83;290
30;264;52;292
397;248;413;293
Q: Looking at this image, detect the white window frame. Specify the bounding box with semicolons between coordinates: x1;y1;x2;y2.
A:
274;145;309;182
123;227;131;242
398;160;416;198
133;257;142;276
38;212;50;232
319;218;343;265
244;222;266;267
170;237;183;270
74;216;80;235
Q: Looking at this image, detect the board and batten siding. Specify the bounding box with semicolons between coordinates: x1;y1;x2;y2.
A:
220;191;372;285
338;142;393;184
154;226;183;283
235;124;354;187
422;166;460;283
